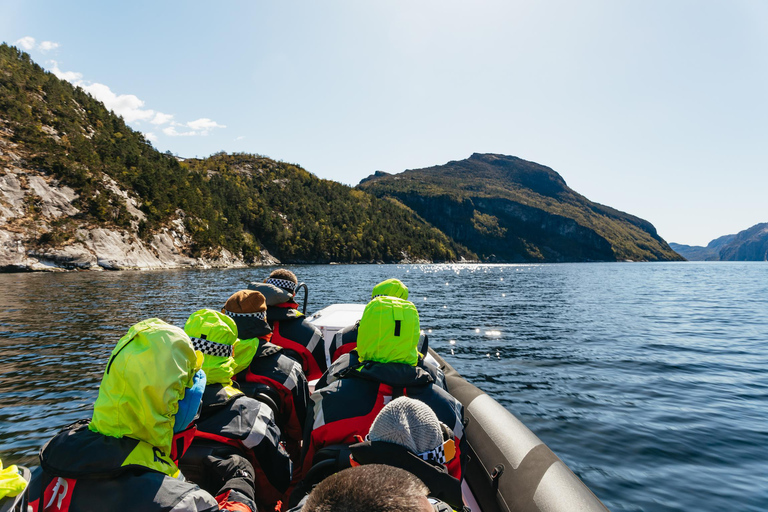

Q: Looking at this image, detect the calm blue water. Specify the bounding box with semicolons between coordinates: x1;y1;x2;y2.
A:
1;263;766;511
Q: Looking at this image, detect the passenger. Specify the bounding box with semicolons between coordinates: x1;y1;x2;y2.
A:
301;296;465;481
319;278;447;391
223;290;310;466
327;278;410;362
317;341;447;391
294;464;447;512
248;269;326;380
180;309;292;512
27;318;258;512
349;397;464;511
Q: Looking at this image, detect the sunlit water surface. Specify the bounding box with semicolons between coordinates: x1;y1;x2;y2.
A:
1;263;766;511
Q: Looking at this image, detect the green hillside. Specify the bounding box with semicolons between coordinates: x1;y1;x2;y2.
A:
0;44;472;264
359;153;682;262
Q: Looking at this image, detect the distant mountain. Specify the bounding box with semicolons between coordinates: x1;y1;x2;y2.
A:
358;153;682;262
719;224;768;261
669;235;735;261
674;224;768;261
0;44;472;271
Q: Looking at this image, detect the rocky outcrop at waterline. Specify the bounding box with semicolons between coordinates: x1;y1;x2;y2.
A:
0;164;279;272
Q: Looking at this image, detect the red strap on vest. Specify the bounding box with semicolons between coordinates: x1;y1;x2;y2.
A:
194;430;244;450
171;425;197;462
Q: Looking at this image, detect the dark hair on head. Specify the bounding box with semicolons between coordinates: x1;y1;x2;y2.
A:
302;464;429;512
268;268;298;284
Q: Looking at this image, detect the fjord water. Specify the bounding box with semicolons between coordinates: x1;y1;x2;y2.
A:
1;263;766;511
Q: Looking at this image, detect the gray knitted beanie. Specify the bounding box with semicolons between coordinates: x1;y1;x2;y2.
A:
368;397;443;454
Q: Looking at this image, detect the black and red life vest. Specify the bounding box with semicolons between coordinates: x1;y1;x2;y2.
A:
234;340;310;466
267;302;326;380
179;384;291;512
27;420;255;512
302;361;465;482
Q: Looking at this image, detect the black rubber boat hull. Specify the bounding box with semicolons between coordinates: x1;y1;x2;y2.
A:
432;351;609;512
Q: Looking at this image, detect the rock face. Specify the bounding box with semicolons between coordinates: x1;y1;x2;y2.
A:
0;165;279;272
720;224;768;261
671;224;768;261
359;153;682;262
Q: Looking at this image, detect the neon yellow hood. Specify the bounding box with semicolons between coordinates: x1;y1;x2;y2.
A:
0;458;27;499
184;309;239;385
371;278;409;300
358;296;420;366
90;318;201;465
232;336;259;374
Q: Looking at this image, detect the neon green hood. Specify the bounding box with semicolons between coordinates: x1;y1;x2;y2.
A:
232;336;259;375
0;458;27;499
184;309;239;385
371;278;409;300
89;318;201;474
358;296;420;366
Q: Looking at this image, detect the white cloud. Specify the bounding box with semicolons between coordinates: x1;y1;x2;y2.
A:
43;59;225;138
186;118;226;131
163;126;197;137
15;37;60;53
235;136;246;141
81;82;155;123
15;36;36;51
151;112;174;125
39;41;60;52
161;118;227;137
49;60;83;82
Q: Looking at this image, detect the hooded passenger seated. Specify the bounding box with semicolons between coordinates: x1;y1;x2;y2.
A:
180;309;292;512
224;290;310;467
302;296;465;481
327;278;410;362
349;397;464;511
27;318;258;512
248;269;326;380
291;397;463;511
318;278;446;391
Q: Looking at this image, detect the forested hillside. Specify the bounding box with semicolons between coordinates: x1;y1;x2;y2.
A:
359;153;682;262
0;44;472;269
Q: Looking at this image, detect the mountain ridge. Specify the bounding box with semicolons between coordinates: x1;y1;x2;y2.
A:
672;224;768;261
358;153;681;262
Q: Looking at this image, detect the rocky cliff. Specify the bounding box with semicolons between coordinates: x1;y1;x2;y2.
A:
673;224;768;261
358;153;682;262
0;130;276;271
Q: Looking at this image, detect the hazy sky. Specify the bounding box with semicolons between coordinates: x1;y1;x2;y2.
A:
2;0;766;245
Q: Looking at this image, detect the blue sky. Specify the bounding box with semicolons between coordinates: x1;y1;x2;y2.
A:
2;0;767;245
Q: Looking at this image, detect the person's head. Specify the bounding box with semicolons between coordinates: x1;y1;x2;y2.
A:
265;268;298;296
357;296;420;366
222;290;269;373
184;309;238;385
368;397;443;456
90;318;203;459
301;464;433;512
371;278;409;300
